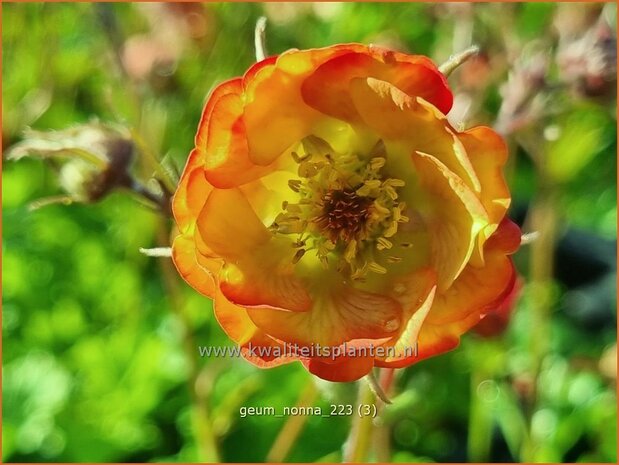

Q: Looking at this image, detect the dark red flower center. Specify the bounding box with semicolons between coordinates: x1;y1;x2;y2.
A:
315;188;372;242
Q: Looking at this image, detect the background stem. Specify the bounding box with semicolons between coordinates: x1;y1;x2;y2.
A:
156;222;220;462
468;365;493;462
520;169;559;461
266;380;319;462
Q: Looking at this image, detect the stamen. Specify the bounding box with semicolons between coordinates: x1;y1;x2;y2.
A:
384;221;399;238
271;137;408;279
292;249;306;264
370;157;386;170
368;262;387;274
288;179;302;192
377;237;393;250
291;151;311;163
344;239;358;264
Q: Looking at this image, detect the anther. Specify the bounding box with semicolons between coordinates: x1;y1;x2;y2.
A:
288;179;302;192
377;237;393;250
368;262;387;274
370;157;386;170
292;249;306;264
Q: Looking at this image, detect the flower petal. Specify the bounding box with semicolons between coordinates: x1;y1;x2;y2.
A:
412;151;488;291
195;78;243;146
474;276;522;337
459;126;512;266
243;45;376;166
303;354;375;382
426;250;517;325
349;77;480;193
247;281;403;347
460;126;510;223
244;52;340;165
486;217;521;254
171;234;217;298
213;288;258;346
197;81;274;188
240;332;297;368
196;187;312;312
381;222;520;366
172;148;213;233
213;289;297;367
301;48;452;124
376;280;437;366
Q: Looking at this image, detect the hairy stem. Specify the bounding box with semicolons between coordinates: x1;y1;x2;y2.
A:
439;45;480;77
255;16;268;62
344;383;375;462
373;368;396;462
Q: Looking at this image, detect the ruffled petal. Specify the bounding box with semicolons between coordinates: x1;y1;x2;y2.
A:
367;46;453;114
171;234;217;298
195;78;243;148
193;79;273;188
412;151;488;291
301;48;452;124
460;126;510;223
196;187;312;312
246;282;403;347
172;148;213;233
459;126;512;266
212;290;297;367
379;220;520;367
213;288;258;345
426;250;517;325
349;77;480;193
240;331;298;368
243;46;361;166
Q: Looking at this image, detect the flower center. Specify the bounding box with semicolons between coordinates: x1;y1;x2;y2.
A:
269;136;410;280
315;188;372;243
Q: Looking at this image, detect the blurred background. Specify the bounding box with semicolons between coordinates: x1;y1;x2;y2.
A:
2;2;617;463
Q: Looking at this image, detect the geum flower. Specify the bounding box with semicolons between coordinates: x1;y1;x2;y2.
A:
172;44;520;382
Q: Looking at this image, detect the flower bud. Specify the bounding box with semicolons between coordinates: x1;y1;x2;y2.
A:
7;122;134;203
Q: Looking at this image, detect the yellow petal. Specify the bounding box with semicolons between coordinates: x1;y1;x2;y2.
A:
196;188;312;312
459;126;511;266
412;151;488;291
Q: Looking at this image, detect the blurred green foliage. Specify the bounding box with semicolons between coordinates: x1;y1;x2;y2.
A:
3;2;617;463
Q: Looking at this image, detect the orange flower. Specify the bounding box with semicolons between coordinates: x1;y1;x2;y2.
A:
172;44;520;382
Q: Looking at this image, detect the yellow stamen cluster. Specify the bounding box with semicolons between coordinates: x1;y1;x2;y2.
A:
269;136;409;280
